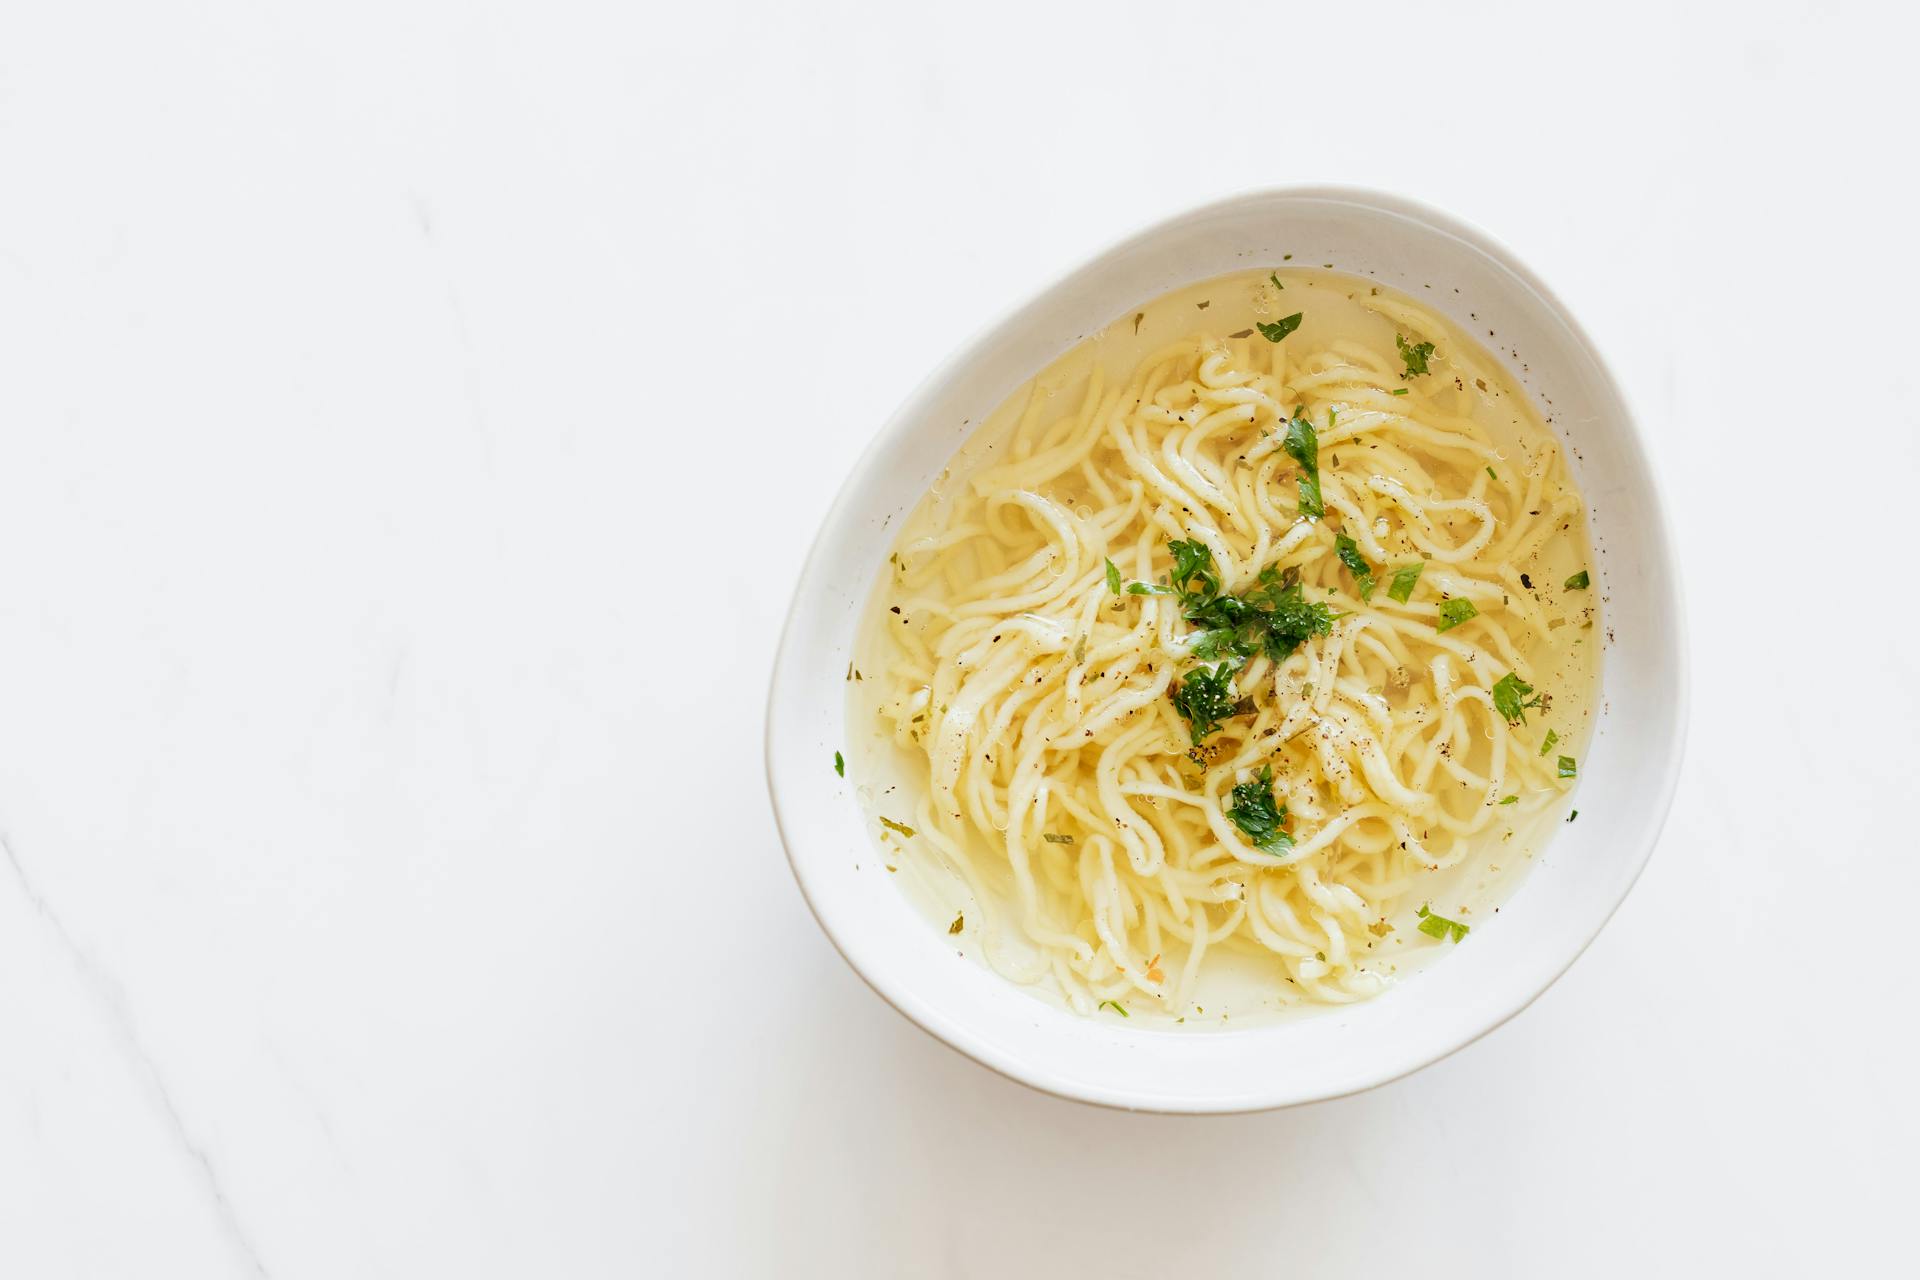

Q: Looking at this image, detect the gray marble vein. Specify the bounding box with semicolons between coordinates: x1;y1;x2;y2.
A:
0;834;270;1279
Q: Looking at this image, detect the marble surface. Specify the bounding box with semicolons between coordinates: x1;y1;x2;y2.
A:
0;2;1912;1275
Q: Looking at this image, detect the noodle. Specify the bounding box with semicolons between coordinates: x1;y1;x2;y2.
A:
853;269;1597;1018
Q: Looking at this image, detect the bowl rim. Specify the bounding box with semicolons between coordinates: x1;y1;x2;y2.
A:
764;183;1690;1113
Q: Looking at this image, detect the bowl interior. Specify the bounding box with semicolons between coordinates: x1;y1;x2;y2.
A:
766;188;1684;1112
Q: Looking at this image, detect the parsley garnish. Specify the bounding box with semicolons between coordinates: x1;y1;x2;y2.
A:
1565;569;1590;590
1097;999;1130;1017
1389;387;1410;396
1168;538;1221;600
1539;729;1559;756
1417;904;1470;943
1491;672;1542;725
949;912;964;934
1042;832;1074;844
1160;541;1334;665
1435;598;1479;632
1386;562;1425;603
1280;413;1323;517
1486;466;1498;481
1256;313;1303;343
1105;557;1122;594
1225;765;1295;854
1396;333;1436;378
879;817;916;838
1558;755;1577;779
1335;534;1375;600
1171;662;1242;744
1126;581;1174;596
1567;810;1578;822
1269;272;1285;290
833;751;845;777
1499;795;1519;805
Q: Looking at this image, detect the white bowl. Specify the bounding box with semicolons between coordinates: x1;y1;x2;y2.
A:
765;187;1687;1113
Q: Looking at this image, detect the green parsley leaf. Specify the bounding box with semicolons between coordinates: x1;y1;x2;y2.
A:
1390;388;1410;396
1540;729;1559;756
1335;533;1375;600
1247;564;1335;661
1256;313;1303;343
1105;557;1123;594
1154;541;1334;666
1126;581;1175;595
1281;414;1323;518
1486;466;1498;480
1171;661;1243;744
1396;333;1436;378
1499;795;1519;805
1188;628;1240;660
1098;999;1130;1017
1491;672;1542;725
1225;765;1295;854
1558;755;1577;779
1565;569;1591;590
1435;597;1479;632
1386;561;1426;603
1041;832;1074;844
1567;810;1578;822
1269;272;1285;290
1416;904;1470;943
833;751;845;777
1168;538;1221;601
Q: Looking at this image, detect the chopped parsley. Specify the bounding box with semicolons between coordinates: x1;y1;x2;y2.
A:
1161;541;1334;665
1335;534;1375;600
1417;904;1470;943
879;816;916;838
1041;832;1074;844
1567;810;1578;822
1256;312;1304;343
1280;413;1323;518
1225;765;1294;854
1565;569;1591;590
1105;557;1123;594
1539;729;1559;756
1168;538;1220;601
1126;581;1174;596
1499;795;1519;805
1491;672;1542;725
1558;755;1578;779
1386;561;1426;603
1435;597;1479;632
949;912;964;934
1486;466;1498;481
1097;999;1130;1017
1389;387;1410;396
1171;661;1243;744
1269;271;1285;290
833;751;845;777
1396;333;1436;378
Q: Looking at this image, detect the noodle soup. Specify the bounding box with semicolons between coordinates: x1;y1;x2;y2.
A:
848;269;1598;1023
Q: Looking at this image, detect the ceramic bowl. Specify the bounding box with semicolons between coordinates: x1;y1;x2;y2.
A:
765;187;1687;1112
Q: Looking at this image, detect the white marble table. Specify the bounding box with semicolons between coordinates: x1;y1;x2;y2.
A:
0;2;1912;1275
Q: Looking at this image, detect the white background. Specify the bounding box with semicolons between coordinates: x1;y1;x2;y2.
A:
0;1;1913;1276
